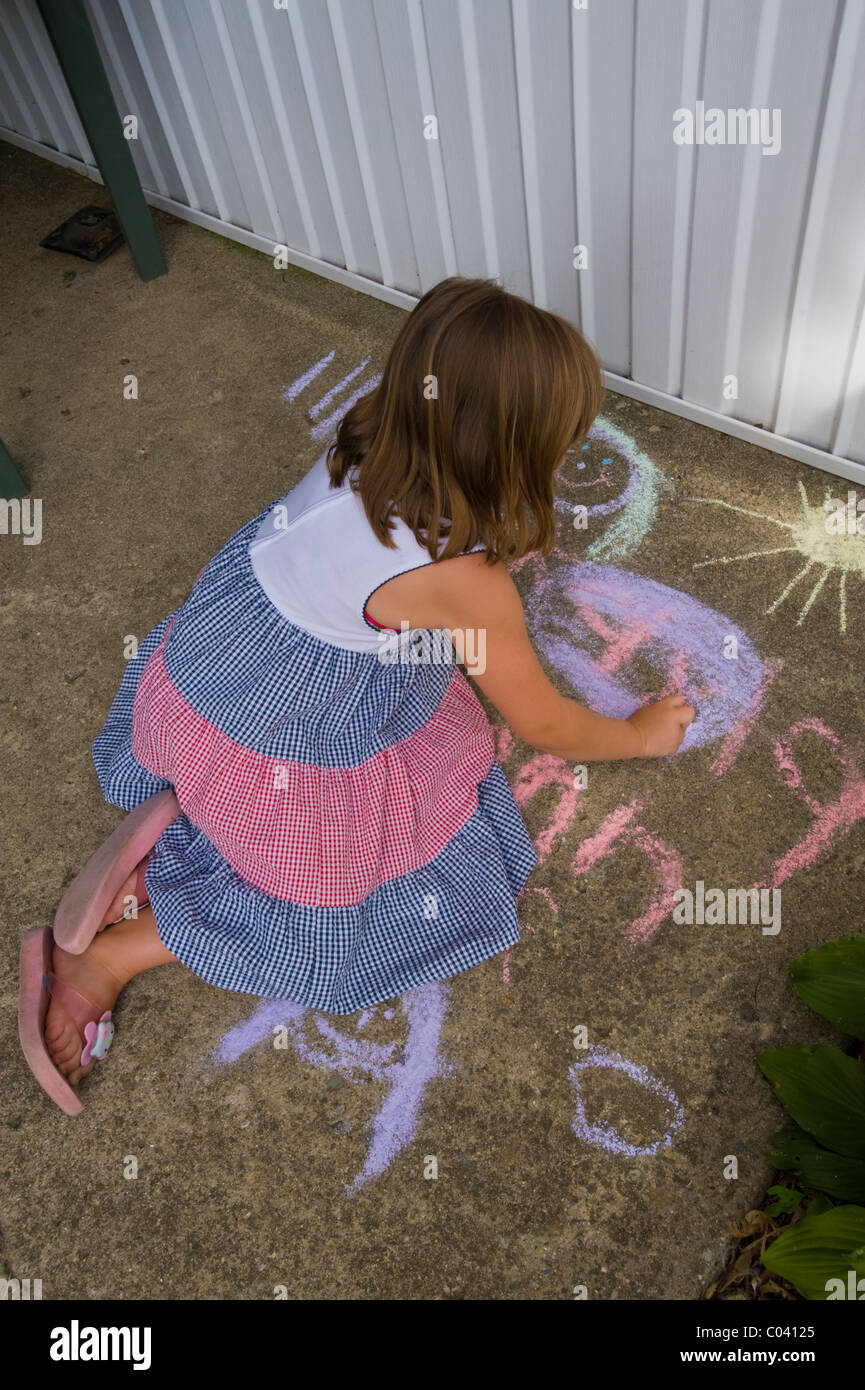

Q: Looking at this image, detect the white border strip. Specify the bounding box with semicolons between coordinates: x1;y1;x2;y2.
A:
597;372;865;487
4;124;863;488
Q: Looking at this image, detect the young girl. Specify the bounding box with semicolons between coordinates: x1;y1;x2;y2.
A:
29;276;694;1102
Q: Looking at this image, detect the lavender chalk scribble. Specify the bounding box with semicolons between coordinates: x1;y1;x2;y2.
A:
570;1046;685;1157
213;982;451;1192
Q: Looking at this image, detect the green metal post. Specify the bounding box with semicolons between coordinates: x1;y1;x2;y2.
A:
0;438;28;498
36;0;167;283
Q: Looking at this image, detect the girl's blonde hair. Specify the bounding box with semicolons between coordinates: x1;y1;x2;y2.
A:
326;276;604;564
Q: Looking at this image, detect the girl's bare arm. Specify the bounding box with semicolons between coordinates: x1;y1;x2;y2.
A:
431;553;694;761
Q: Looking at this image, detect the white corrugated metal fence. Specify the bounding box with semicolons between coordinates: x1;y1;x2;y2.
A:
1;0;864;481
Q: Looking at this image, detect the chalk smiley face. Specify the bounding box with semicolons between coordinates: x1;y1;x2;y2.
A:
556;418;674;563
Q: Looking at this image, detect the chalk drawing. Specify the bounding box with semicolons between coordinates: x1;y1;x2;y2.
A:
495;552;775;964
494;724;516;763
502;712;864;960
214;982;451;1192
526;561;769;761
709;657;782;779
307;357;371;420
753;718;865;890
496;722;575;979
309;375;383;443
688;482;865;634
284;353;382;444
572;799;684;948
512;753;583;863
570;1046;685;1157
557;418;673;562
283;351;335;403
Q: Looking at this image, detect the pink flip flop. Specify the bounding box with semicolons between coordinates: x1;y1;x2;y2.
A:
54;788;179;953
18;789;180;1114
18;926;113;1116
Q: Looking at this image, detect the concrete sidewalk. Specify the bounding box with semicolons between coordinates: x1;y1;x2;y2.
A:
1;142;862;1300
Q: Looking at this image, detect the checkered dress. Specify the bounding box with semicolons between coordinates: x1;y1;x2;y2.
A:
92;454;537;1013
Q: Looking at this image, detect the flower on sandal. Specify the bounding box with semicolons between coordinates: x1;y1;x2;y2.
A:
81;1013;114;1066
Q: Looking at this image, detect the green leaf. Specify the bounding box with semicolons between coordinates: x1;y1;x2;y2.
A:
790;935;865;1038
758;1046;865;1158
762;1205;865;1300
765;1185;804;1217
767;1123;865;1202
808;1196;836;1218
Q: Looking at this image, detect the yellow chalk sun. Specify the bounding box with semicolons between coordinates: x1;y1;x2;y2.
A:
687;481;865;634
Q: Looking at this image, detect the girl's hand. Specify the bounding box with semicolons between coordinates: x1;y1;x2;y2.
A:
627;694;696;757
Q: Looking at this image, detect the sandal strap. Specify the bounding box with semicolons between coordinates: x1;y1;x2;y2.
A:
44;969;103;1013
43;971;115;1065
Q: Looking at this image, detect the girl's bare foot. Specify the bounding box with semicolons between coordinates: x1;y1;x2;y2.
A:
44;936;125;1086
44;907;177;1087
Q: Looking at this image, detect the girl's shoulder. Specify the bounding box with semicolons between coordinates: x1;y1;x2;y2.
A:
366;547;515;632
430;549;522;621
